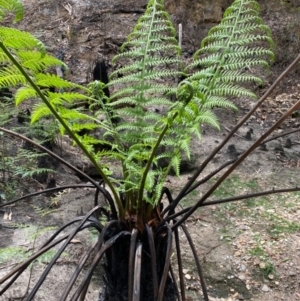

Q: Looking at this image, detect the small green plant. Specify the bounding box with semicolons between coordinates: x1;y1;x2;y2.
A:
249;245;265;257
0;143;55;200
261;262;276;277
0;101;16;126
32;205;59;217
0;246;27;264
0;225;58;265
267;216;300;237
212;175;260;198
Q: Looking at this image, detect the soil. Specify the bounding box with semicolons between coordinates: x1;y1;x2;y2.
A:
1;0;300;300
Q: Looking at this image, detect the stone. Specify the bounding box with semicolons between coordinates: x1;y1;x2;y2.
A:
261;284;270;292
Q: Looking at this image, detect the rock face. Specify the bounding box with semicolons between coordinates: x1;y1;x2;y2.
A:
13;0;299;85
165;0;231;45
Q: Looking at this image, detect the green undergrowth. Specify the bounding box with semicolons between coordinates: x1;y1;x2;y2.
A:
212;175;261;199
0;127;56;201
0;225;59;266
212;174;300;225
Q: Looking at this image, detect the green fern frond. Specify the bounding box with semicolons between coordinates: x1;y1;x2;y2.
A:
17;88;87;107
14;167;54;178
76;135;115;152
155;150;172;161
224;47;274;60
32;205;59;217
109;0;182;111
15;86;37;105
144;97;173;107
18;51;67;72
202;96;237;110
69;123;99;133
0;65;25;86
109;84;176;101
0;27;45;53
178;138;192;160
0;0;24;23
29;226;58;240
58;107;95;121
30;103;53;123
171;153;181;176
210;83;257;98
35;250;58;265
109;69;181;86
95;149;126;161
4;148;56;179
0;246;27;264
184;0;274;134
31;102;92;125
35;73;79;89
222;58;270;70
214;70;263;84
196;110;220;129
110;58;181;78
48;92;90;104
187;67;216;81
107;1;185;189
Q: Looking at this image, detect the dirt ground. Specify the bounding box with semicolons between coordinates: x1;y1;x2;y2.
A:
1;0;300;300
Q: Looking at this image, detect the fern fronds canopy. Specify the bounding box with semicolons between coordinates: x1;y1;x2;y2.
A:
0;0;275;217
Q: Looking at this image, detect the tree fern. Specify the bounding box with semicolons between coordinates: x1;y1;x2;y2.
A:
0;2;284;298
0;0;274;217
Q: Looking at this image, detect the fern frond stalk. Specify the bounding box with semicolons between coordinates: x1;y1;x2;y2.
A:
137;81;194;218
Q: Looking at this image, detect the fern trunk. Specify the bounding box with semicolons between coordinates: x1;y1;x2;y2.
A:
98;224;178;301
